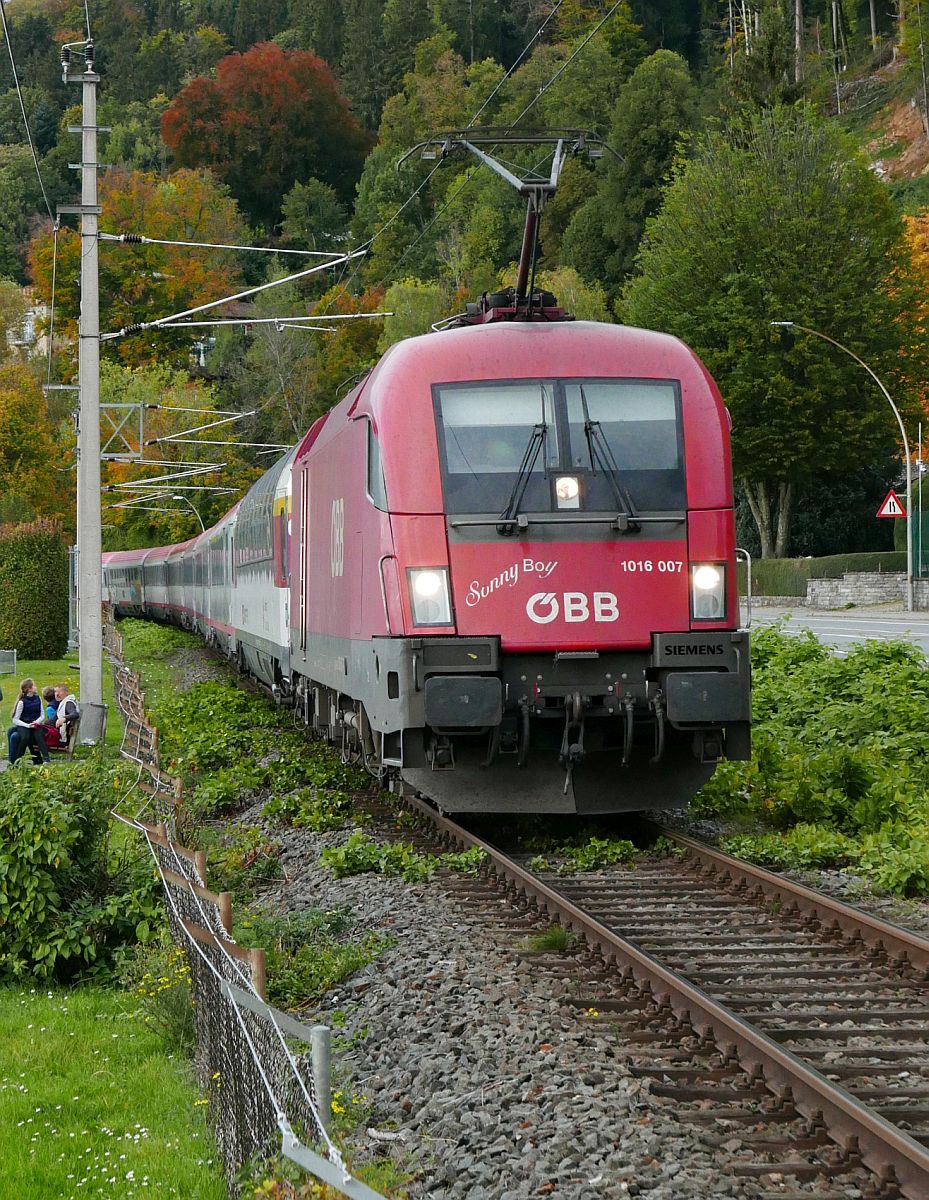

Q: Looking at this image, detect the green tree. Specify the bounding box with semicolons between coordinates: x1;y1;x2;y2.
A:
377;277;448;350
0;145;45;281
233;0;289;49
133;30;187;102
339;0;390;130
0;366;71;528
532;265;610;320
563;50;697;291
0;87;59;153
287;0;345;63
727;0;803;109
382;0;437;97
622;106;914;558
281;178;348;250
102;97;171;174
185;25;232;77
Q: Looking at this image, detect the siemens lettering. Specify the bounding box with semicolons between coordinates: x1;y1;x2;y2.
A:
664;644;725;656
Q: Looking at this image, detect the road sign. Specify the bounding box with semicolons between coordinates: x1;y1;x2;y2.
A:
876;489;906;518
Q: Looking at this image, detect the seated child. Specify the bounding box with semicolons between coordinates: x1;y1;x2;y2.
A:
54;683;79;747
41;686;62;752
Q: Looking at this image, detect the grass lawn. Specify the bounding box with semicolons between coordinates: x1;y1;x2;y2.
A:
0;985;227;1200
1;653;122;753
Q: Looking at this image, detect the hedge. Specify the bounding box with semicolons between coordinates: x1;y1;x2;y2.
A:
0;519;68;658
740;551;907;597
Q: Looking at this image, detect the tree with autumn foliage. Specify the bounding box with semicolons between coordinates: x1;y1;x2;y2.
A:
161;42;370;230
28;168;250;369
0;364;73;527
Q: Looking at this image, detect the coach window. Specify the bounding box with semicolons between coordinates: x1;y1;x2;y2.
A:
366;420;388;511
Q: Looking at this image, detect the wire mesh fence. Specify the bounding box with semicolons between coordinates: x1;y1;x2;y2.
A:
103;610;384;1198
0;649;16;675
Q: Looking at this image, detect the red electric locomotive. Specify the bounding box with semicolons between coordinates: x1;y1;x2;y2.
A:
104;130;749;814
289;311;750;813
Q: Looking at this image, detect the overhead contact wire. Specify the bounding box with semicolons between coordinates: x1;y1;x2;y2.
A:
101;232;340;257
46;219;59;386
507;0;626;129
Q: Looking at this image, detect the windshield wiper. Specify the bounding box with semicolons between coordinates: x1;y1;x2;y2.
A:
497;422;547;535
579;385;638;522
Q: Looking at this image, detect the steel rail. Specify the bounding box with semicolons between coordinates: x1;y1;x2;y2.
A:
654;826;929;974
401;793;929;1199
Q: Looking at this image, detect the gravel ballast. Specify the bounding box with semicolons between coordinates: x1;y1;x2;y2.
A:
252;812;766;1200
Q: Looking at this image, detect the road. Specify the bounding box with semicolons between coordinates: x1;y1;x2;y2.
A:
747;605;929;656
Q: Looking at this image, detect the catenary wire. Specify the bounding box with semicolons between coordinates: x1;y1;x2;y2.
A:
46;219;59;386
468;0;565;124
0;1;53;219
506;0;625;128
100;232;343;257
102;249;365;340
333;0;617;306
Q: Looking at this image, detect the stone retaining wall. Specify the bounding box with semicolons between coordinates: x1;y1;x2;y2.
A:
749;594;807;607
806;571;905;607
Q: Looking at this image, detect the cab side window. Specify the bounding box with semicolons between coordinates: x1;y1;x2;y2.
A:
366;420;388;511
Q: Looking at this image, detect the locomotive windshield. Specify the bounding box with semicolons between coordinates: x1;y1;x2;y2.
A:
434;378;684;515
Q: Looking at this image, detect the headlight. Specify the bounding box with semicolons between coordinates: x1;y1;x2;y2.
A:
691;562;726;620
408;568;452;626
555;475;580;509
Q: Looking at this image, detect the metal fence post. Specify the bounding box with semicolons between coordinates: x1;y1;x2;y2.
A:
311;1026;332;1132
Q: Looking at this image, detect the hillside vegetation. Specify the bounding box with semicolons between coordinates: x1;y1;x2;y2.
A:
0;1;927;555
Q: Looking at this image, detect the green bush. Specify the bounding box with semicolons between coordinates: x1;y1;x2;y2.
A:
722;824;859;871
698;627;929;897
262;787;354;832
207;824;282;902
119;935;196;1054
858;829;929;897
322;832;438;883
529;835;640;874
0;519;68;657
0;758;162;979
188;764;263;818
234;908;389;1009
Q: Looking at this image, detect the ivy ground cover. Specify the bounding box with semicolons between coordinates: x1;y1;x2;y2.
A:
696;624;929;896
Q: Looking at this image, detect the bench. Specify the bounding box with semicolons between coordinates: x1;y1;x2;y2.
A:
48;712;81;758
64;712;80;758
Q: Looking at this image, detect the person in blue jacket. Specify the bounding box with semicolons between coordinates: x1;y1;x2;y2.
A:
8;678;50;765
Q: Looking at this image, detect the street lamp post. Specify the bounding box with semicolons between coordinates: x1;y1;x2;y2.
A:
172;494;205;533
771;321;914;613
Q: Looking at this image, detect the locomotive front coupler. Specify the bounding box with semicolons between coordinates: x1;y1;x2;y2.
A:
559;691;587;771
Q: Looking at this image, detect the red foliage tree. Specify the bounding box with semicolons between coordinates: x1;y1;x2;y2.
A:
162;42;370;230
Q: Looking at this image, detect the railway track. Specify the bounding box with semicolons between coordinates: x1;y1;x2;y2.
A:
396;794;929;1199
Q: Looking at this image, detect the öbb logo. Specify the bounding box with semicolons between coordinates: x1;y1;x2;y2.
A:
526;592;619;624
